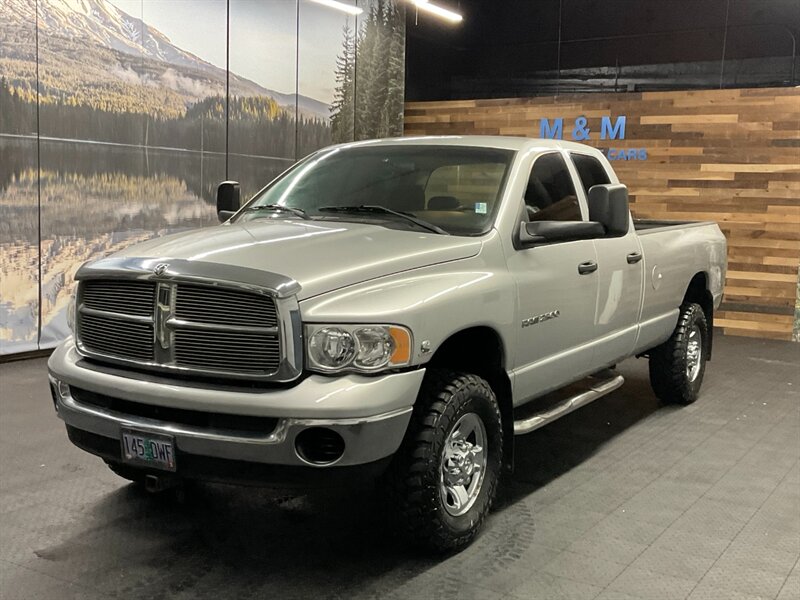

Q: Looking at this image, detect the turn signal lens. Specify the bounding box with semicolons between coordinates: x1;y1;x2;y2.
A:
388;326;411;365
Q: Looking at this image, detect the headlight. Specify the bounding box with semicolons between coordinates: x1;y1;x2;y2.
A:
308;327;357;370
306;324;412;373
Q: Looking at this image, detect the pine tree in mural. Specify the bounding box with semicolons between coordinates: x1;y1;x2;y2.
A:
356;0;387;139
330;0;404;143
330;25;356;144
380;9;405;137
0;77;37;135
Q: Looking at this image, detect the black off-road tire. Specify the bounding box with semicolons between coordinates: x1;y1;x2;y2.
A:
649;302;708;405
384;370;503;553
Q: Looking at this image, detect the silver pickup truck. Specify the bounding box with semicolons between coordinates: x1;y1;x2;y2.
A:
48;136;726;550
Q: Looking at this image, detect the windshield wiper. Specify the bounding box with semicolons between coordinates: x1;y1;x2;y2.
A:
318;205;449;235
244;204;311;220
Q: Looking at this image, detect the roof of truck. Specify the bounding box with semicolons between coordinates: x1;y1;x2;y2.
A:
335;135;601;153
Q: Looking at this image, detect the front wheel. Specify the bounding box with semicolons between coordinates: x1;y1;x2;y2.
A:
649;302;709;405
384;370;503;552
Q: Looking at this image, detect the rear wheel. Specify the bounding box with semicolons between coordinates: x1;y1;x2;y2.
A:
649;302;708;405
385;370;503;552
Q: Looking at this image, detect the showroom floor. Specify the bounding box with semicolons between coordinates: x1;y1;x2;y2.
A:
0;335;798;600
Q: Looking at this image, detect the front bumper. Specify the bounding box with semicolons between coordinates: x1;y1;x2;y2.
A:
48;340;423;471
65;425;395;487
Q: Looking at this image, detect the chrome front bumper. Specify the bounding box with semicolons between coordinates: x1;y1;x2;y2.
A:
48;340;422;468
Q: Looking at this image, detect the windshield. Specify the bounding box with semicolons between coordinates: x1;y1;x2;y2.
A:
237;145;515;235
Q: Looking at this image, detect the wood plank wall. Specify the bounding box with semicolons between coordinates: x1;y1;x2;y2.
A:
405;87;800;341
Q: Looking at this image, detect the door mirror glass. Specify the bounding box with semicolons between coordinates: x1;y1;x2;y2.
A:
587;183;629;236
217;181;241;222
519;220;605;246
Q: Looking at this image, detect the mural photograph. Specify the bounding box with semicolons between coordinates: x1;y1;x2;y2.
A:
0;0;405;355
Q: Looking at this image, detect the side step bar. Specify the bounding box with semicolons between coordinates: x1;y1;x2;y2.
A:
513;374;625;435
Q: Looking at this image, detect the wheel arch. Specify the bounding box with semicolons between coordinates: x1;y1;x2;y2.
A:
427;326;514;474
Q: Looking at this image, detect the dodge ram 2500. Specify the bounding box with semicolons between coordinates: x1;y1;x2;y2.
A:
48;136;727;550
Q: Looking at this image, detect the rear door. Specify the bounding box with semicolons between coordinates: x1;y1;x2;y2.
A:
507;152;600;402
570;152;644;365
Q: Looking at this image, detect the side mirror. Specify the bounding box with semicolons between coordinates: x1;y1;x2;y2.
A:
217;181;241;222
588;183;629;236
519;220;605;246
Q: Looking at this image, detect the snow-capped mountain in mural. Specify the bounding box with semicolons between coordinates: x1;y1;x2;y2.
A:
1;0;329;119
15;0;209;69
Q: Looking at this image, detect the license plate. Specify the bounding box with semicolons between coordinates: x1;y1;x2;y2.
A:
121;429;176;472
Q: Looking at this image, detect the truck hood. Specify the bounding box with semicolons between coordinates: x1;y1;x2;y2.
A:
114;219;483;299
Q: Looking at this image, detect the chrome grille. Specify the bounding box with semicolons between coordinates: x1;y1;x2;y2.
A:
76;278;283;379
79;313;154;361
175;284;277;327
82;280;156;316
174;329;280;374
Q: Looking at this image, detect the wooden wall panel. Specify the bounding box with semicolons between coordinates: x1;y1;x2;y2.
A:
405;88;800;341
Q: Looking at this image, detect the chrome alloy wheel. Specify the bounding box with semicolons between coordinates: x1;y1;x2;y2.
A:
439;412;487;517
686;325;703;382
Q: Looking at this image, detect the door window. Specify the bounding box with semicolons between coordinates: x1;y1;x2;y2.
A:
524;153;581;221
570;153;611;196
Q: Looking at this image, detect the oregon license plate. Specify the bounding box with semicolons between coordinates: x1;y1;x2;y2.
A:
121;428;176;472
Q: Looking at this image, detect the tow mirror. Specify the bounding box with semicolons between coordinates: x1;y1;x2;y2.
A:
588;183;629;236
519;220;605;246
217;181;241;222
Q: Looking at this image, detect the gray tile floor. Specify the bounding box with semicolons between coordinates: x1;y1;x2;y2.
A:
0;335;798;599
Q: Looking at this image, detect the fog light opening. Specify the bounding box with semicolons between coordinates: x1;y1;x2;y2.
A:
49;378;70;413
294;427;345;466
49;383;59;412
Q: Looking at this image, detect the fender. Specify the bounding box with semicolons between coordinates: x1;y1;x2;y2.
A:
300;246;518;369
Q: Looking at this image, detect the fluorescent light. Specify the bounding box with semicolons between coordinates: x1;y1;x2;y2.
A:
411;0;463;23
308;0;363;16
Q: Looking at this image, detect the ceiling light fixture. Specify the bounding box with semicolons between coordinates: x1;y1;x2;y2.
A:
309;0;363;16
410;0;463;23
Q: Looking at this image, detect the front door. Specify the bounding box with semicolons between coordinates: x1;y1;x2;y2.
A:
508;152;600;404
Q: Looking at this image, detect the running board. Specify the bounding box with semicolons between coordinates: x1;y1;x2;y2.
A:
513;374;625;435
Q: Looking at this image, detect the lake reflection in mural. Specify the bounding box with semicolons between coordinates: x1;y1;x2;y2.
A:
0;0;406;354
0;137;38;353
1;137;292;348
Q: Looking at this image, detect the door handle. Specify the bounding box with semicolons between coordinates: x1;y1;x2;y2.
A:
578;260;598;275
626;252;643;264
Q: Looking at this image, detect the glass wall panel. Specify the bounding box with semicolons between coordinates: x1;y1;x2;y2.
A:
35;0;144;144
140;0;228;154
138;0;225;281
354;0;406;140
0;139;39;353
297;0;354;154
229;0;298;200
0;0;38;353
